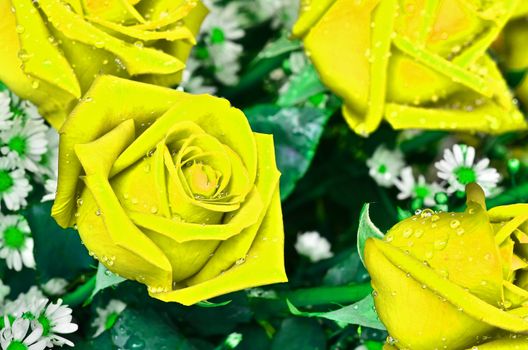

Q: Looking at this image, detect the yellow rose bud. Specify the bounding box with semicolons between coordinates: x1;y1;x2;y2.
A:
365;183;528;349
292;0;526;136
52;75;287;305
0;0;206;129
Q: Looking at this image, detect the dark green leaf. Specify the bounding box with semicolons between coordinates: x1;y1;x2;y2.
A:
357;204;384;267
287;295;386;330
237;324;271;350
25;201;93;281
175;292;252;337
111;308;194;350
245;105;332;200
271;318;326;350
277;64;327;107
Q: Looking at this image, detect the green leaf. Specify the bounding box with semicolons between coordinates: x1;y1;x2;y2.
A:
357;204;384;267
196;300;232;308
0;81;6;92
111;308;194;350
25;201;94;281
244;105;332;200
277;64;327;107
271;318;326;350
252;36;302;64
76;332;115;349
90;263;126;301
287;295;386;330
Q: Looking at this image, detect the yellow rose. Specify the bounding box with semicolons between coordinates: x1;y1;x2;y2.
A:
496;6;528;108
0;0;206;129
292;0;526;136
51;75;287;305
365;183;528;349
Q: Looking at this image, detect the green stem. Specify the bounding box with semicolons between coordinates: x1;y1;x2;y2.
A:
286;284;372;307
62;275;96;307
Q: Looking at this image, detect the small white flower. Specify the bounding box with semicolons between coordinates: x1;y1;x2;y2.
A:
92;300;126;338
0;215;35;271
0;92;13;131
250;0;299;29
4;287;45;318
0;158;32;211
1;118;48;173
26;298;77;347
41;179;57;203
246;288;278;300
201;1;244;85
294;231;333;262
40;278;68;297
39;128;59;202
366;146;405;187
178;58;217;95
435;144;501;195
224;332;242;349
18;101;42;122
394;167;444;207
0;317;46;350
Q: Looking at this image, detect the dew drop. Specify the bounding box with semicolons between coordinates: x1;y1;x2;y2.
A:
450;220;460;229
402;228;413;238
434;239;447;250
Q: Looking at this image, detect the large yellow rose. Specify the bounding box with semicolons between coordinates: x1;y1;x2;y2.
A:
51;75;287;305
365;183;528;349
292;0;526;136
495;6;528;108
0;0;206;129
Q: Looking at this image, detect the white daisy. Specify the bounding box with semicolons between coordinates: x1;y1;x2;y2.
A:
250;0;299;29
4;288;45;318
0;92;13;131
294;231;333;262
40;278;68;297
25;298;77;347
91;299;126;338
178;58;217;95
201;1;244;85
1;118;48;173
0;317;46;350
0;158;32;211
40;180;57;203
0;215;35;272
394;167;444;207
435;144;501;195
18;101;43;122
366;145;405;187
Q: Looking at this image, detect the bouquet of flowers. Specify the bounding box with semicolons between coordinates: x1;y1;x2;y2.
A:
1;0;528;349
